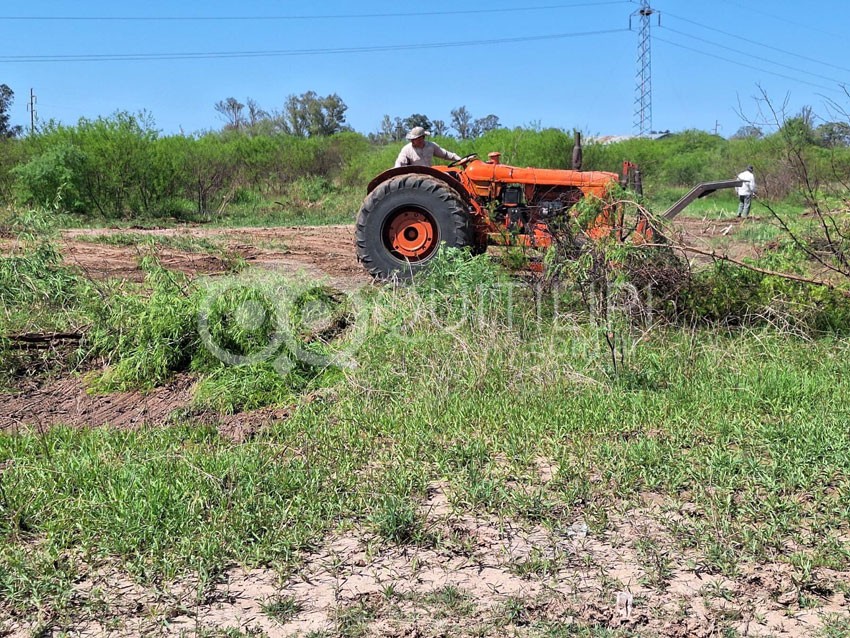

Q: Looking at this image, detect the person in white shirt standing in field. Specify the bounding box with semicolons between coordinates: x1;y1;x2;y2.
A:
736;165;756;218
394;126;461;168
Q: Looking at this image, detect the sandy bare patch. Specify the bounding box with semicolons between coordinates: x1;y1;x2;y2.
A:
6;482;847;637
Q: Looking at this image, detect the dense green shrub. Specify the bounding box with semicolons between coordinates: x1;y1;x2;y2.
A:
12;142;87;212
7;115;375;220
463;127;573;168
0;139;27;203
13;112;161;216
679;258;850;334
3;116;850;220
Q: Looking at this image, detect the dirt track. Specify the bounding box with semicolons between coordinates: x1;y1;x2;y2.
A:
55;216;761;284
60;224;370;286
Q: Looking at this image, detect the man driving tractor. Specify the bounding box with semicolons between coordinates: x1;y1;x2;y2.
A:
394;126;461;168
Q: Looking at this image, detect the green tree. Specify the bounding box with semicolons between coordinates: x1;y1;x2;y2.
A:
0;84;22;138
280;91;349;137
779;106;817;146
732;125;763;140
246;98;268;128
815;121;850;147
185;134;238;218
472;114;500;138
214;97;246;131
379;115;406;142
402;113;432;133
451;106;473;140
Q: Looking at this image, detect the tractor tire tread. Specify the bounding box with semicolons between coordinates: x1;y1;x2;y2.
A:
355;175;471;280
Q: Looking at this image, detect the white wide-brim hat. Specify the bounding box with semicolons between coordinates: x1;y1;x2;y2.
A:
406;126;430;140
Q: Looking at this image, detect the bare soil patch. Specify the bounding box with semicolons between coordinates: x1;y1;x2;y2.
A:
60;225;369;287
0;374;194;433
2;218;758;288
4;482;847;637
670;215;763;263
0;374;289;442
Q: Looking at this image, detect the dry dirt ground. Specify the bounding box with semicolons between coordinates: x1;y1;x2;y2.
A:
0;374;290;443
43;217;763;285
7;218;845;637
669;215;763;263
60;224;370;287
4;480;848;637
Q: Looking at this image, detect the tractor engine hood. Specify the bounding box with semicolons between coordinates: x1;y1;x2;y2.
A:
460;159;618;189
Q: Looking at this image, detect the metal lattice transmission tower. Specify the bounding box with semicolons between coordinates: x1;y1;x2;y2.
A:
631;1;656;136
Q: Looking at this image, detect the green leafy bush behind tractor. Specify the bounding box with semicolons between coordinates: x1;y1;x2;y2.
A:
3;111;849;221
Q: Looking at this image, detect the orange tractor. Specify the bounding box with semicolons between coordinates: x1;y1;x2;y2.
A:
355;140;740;279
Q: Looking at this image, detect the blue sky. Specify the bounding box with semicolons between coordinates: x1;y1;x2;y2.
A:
2;0;848;138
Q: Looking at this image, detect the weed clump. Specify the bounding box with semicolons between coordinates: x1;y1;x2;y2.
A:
82;265;357;408
369;494;424;545
679;248;850;334
85;258;198;390
543;196;850;337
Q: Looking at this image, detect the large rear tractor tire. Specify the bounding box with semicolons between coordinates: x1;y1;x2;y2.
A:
355;175;473;280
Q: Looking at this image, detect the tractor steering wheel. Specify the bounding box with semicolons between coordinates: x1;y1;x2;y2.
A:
448;153;477;168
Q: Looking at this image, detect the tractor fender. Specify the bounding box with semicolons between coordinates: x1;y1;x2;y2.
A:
366;166;472;206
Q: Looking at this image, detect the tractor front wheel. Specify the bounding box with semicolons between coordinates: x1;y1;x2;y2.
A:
355;175;472;280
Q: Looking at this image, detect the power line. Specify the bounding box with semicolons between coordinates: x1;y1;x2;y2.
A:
0;28;630;63
0;2;630;21
713;0;844;43
653;35;840;93
661;26;848;88
664;11;850;77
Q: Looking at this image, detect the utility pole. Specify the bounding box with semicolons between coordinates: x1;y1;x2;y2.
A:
630;1;659;137
714;120;722;135
27;88;37;134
